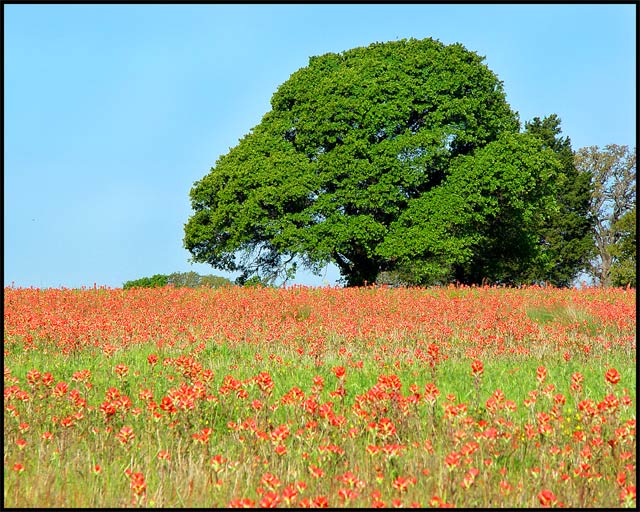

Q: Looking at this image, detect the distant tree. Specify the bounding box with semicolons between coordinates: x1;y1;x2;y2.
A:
199;274;234;288
123;274;168;289
167;271;202;288
235;275;273;287
609;207;636;287
123;272;233;289
184;37;560;286
522;115;594;286
574;144;636;287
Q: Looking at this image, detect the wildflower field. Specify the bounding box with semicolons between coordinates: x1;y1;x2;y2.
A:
3;284;636;508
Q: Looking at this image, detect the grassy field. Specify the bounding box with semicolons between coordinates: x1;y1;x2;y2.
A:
3;284;636;508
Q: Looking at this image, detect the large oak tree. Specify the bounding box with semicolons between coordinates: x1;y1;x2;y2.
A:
184;38;561;286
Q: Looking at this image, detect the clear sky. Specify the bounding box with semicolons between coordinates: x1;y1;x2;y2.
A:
4;4;636;289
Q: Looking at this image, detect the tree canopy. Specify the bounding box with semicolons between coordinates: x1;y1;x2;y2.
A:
574;144;636;287
520;115;594;287
184;37;563;286
609;207;636;288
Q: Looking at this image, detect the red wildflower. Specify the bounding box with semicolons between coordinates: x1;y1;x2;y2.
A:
26;369;41;386
192;427;213;444
260;473;282;491
309;464;324;478
313;495;329;508
382;443;405;457
259;491;281;508
605;368;621;385
537;489;557;507
105;387;121;401
376;417;397;439
424;383;440;404
117;426;135;444
255;372;274;395
41;372;54;387
471;359;484;376
445;451;461;469
570;372;583;392
271;424;290;443
338;488;358;502
332;366;346;379
160;396;177;414
52;381;69;397
619;485;636;505
392;476;415;492
228;498;256;508
129;472;146;496
282;485;299;504
60;416;74;428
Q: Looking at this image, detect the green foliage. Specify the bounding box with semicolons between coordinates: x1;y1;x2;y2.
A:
166;271;234;288
574;145;636;287
523;115;594;287
200;274;235;288
610;207;636;287
235;275;272;287
123;272;232;289
185;37;562;286
122;274;168;289
166;271;202;288
378;132;561;285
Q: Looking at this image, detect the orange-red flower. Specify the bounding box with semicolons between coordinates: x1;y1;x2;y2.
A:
129;471;146;496
114;364;129;378
605;368;621;385
619;485;636;505
312;495;329;508
117;426;135;444
228;498;255;508
392;475;416;492
332;366;346;379
26;369;41;386
259;491;280;508
471;359;484;376
282;485;299;504
537;489;557;507
376;417;397;439
309;464;324;479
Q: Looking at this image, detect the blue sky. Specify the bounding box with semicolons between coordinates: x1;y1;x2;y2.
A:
4;4;636;289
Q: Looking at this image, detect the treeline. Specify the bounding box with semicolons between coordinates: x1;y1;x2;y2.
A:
123;272;233;290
